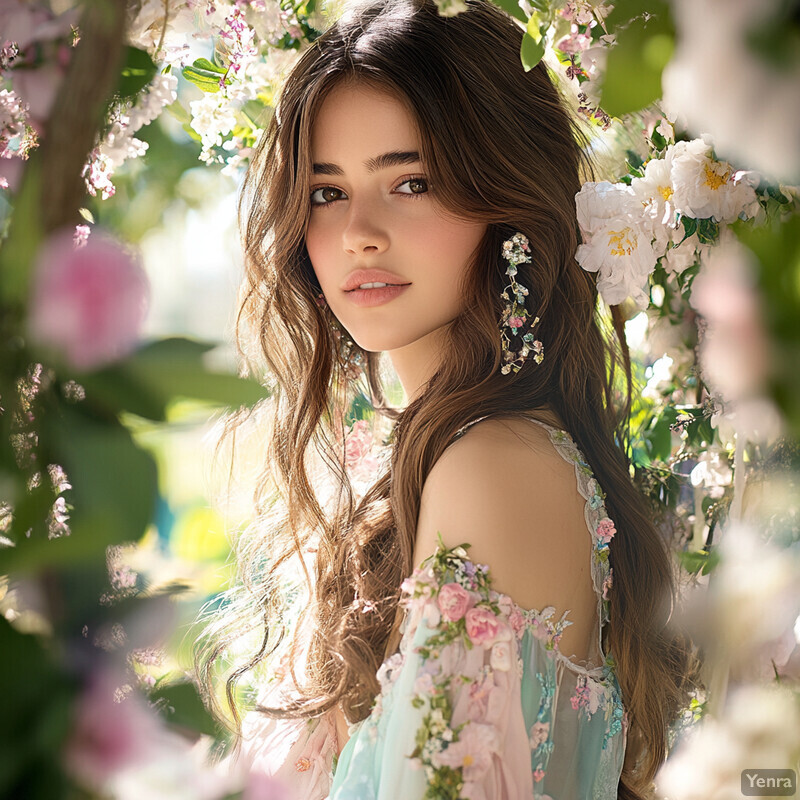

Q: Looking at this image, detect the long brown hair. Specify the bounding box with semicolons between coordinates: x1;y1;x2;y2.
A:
199;1;697;796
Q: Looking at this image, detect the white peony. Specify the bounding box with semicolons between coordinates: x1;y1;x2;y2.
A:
575;181;661;308
669;138;760;224
631;152;677;230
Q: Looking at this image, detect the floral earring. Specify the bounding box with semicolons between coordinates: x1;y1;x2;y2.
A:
499;233;544;375
316;292;364;381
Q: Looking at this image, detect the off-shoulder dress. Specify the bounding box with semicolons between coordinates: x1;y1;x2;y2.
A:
239;417;628;799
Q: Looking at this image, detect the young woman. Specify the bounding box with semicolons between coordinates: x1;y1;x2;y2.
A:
202;0;696;797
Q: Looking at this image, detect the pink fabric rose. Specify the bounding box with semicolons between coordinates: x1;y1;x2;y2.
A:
465;607;511;647
596;518;616;544
508;605;525;638
28;228;149;370
437;582;475;622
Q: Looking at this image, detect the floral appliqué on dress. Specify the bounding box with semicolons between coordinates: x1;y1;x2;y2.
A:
394;528;621;800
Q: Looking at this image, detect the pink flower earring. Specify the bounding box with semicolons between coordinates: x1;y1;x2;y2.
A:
316;292;364;381
499;233;544;375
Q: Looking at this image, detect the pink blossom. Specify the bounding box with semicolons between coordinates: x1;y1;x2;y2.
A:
344;419;381;486
344;419;372;464
63;669;158;789
28;228;149;370
74;224;90;248
433;721;499;781
508;605;525;638
437;582;475;622
400;566;438;600
533;768;546;783
465;607;511;647
507;315;525;329
596;518;616;544
556;28;592;55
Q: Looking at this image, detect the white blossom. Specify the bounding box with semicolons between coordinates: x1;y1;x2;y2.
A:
575;181;661;308
669;138;760;224
190;92;238;158
126;0;199;66
631;152;677;230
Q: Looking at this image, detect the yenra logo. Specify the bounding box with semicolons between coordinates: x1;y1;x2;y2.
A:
741;769;797;797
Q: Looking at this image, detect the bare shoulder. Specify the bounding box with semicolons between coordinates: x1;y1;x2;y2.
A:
413;416;594;620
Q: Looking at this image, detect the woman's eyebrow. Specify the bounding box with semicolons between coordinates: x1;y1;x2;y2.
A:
312;150;421;176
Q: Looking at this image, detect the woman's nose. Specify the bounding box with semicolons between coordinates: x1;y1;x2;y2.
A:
342;200;390;255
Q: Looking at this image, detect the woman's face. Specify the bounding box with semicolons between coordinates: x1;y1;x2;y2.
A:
306;82;487;354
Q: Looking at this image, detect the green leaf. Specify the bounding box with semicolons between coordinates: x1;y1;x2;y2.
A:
526;12;542;41
600;8;675;117
696;217;720;245
165;100;192;125
645;406;678;462
676;549;720;576
490;0;527;23
679;215;698;242
116;46;158;101
182;59;228;93
79;337;267;421
150;681;221;737
193;57;227;75
520;32;545;71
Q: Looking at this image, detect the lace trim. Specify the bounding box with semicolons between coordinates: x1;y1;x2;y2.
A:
451;414;616;671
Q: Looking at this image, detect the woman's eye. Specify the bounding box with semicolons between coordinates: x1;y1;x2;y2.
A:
395;177;429;196
310;186;346;205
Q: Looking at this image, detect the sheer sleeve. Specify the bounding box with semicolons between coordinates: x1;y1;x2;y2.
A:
331;538;626;800
332;543;543;800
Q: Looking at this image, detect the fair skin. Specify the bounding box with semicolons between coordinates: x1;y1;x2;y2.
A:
307;81;598;754
306;81;487;404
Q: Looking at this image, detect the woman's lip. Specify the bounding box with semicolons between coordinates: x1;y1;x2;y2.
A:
344;284;410;307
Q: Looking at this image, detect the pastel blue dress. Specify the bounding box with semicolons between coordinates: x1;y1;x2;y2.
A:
239;419;628;799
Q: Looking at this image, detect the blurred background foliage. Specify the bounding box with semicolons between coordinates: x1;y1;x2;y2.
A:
1;0;799;796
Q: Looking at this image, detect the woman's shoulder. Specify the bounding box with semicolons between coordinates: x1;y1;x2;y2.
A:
413;411;599;627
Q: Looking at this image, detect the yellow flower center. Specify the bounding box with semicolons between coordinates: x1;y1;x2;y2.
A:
659;185;673;202
607;227;636;257
463;755;474;767
703;163;730;191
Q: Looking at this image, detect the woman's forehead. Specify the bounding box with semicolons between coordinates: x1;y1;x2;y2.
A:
309;82;422;165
